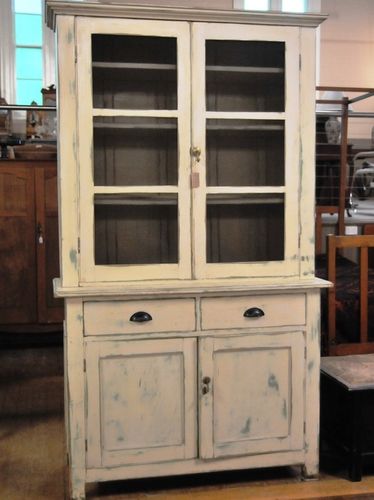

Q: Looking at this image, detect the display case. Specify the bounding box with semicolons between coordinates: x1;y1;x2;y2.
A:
46;2;327;498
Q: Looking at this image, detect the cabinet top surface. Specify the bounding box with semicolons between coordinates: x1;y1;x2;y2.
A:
54;277;331;299
45;1;327;30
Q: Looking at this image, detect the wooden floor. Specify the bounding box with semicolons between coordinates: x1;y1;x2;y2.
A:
2;346;374;500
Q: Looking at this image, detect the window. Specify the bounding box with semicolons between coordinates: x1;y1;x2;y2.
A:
243;0;270;10
0;0;55;105
281;0;307;12
14;0;43;104
240;0;317;13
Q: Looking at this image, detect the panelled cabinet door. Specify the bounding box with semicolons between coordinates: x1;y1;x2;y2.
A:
191;23;300;279
0;166;36;323
86;338;197;468
76;17;192;282
199;332;304;459
35;166;64;323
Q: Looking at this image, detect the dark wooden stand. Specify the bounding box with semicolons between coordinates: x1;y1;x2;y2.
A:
320;355;374;481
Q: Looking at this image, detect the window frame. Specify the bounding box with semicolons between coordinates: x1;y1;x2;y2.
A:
0;0;55;104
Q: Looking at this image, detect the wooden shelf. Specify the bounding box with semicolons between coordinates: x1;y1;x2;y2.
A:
93;62;176;70
206;65;284;74
94;122;176;130
94;122;282;131
92;61;284;75
207;124;283;131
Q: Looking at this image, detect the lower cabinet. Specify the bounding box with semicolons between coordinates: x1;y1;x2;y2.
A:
63;289;321;499
85;330;304;469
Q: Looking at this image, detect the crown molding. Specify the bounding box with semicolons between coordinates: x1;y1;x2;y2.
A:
46;1;327;30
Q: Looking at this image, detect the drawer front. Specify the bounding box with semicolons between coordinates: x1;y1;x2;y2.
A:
201;294;305;330
84;299;196;335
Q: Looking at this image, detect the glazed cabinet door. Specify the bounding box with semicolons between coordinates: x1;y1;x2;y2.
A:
86;338;197;468
191;23;300;279
199;332;304;459
76;18;191;282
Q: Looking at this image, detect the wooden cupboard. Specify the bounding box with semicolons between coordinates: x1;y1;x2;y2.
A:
46;2;328;498
0;160;63;330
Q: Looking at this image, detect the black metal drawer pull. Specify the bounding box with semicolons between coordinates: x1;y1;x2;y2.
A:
243;307;265;318
129;311;153;323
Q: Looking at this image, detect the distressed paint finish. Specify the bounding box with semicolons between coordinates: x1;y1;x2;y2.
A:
76;16;192;283
200;294;305;330
84;298;196;335
64;299;85;499
86;338;197;467
49;3;327;498
303;289;322;478
56;16;80;288
191;22;300;281
299;27;318;279
200;332;304;459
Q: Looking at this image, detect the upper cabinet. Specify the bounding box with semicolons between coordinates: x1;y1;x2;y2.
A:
51;7;324;286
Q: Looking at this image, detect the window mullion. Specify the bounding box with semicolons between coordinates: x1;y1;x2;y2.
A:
271;0;282;10
0;0;16;102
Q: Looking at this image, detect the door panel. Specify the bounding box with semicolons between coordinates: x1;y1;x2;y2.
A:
35;165;64;323
199;332;304;459
0;167;36;323
76;17;192;282
86;338;197;468
191;23;300;279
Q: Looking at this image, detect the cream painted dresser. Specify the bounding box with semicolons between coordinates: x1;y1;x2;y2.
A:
46;2;327;498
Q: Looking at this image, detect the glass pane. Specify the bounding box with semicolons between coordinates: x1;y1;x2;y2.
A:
15;14;42;45
243;0;269;10
92;34;177;110
282;0;306;12
16;47;42;79
207;119;284;186
16;79;43;105
94;195;178;265
14;0;42;14
93;117;178;186
206;40;285;112
206;194;284;263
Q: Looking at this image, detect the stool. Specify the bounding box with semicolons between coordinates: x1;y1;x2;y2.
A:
320;354;374;481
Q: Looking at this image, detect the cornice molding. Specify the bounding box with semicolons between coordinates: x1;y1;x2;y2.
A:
46;1;327;30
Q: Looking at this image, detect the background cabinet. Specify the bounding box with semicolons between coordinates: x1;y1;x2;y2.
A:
0;161;63;331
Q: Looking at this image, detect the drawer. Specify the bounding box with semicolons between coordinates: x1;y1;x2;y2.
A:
84;298;196;335
200;294;305;330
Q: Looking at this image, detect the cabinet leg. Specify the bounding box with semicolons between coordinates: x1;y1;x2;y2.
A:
69;467;86;500
301;462;319;481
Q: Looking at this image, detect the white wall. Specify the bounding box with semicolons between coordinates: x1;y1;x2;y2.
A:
320;0;374;142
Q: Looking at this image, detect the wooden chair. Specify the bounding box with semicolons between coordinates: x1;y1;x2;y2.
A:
326;233;374;355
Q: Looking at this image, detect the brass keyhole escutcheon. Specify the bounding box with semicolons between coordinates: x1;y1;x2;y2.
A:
191;146;201;162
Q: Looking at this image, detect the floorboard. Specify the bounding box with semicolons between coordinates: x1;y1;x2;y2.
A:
2;346;374;499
